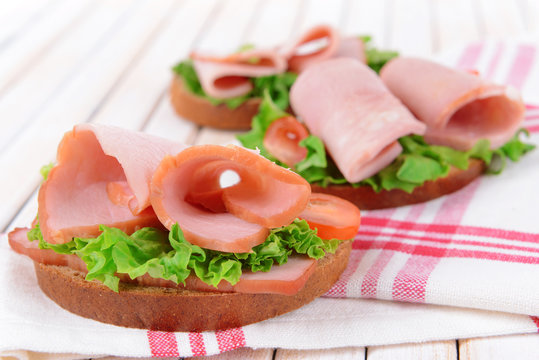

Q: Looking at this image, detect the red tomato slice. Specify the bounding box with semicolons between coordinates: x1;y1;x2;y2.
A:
299;193;361;240
263;116;309;167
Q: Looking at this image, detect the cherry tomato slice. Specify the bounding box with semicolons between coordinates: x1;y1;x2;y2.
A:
263;116;308;167
299;193;361;240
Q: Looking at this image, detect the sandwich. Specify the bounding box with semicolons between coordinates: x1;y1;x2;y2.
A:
170;25;396;129
7;124;361;331
237;57;535;210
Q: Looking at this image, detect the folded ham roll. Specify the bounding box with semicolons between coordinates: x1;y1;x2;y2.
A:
290;58;426;183
192;50;288;99
280;24;366;73
380;57;525;150
38;124;186;244
150;145;311;253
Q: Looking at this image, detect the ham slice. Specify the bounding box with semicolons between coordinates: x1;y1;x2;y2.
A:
192;50;288;99
380;57;525;150
39;124;186;244
8;226;315;296
150;144;311;253
191;25;367;99
8;227;87;272
176;257;316;295
280;25;366;73
290;58;426;183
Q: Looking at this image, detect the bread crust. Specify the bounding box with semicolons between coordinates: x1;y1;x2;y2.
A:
34;241;352;332
311;159;486;210
169;76;261;130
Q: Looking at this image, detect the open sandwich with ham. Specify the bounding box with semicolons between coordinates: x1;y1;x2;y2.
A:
170;25;396;129
8;124;361;332
238;56;535;209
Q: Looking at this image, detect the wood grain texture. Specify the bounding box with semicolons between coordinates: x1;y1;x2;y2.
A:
0;0;94;94
367;340;457;360
189;347;273;360
476;0;526;38
388;0;432;56
0;0;176;231
343;0;387;47
275;346;366;359
433;0;480;52
459;333;539;360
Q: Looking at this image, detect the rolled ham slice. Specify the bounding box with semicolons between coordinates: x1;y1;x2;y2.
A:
38;124;186;244
150;145;311;253
192;50;288;99
290;58;426;183
380;57;525;150
280;25;366;73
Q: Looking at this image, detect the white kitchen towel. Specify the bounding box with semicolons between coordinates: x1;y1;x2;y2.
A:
2;41;539;359
1;236;538;358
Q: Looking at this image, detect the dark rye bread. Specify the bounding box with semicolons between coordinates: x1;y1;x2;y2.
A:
34;240;352;332
311;159;486;210
169;76;261;130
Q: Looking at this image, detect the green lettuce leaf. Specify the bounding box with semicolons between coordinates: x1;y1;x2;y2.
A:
172;60;296;110
40;163;54;181
295;135;348;186
271;131;534;194
30;219;340;292
360;35;399;73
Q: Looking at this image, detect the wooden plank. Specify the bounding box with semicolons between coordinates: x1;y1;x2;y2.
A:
92;0;218;130
297;0;347;31
476;0;526;38
195;0;262;54
343;0;387;46
0;0;177;231
0;0;137;148
0;0;55;51
519;0;539;33
0;0;95;93
459;333;539;360
387;0;432;56
96;348;273;360
189;347;273;359
275;347;365;359
143;97;198;144
244;0;303;47
432;0;480;53
7;190;38;231
367;340;457;360
194;128;240;146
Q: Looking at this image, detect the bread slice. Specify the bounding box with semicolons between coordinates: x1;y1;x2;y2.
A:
311;159;486;210
169;76;261;130
34;240;352;332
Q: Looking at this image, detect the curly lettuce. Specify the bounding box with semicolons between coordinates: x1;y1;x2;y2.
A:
359;35;399;73
238;94;536;193
296;132;535;193
30;220;340;292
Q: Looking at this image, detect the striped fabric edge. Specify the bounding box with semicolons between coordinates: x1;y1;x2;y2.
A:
147;327;247;357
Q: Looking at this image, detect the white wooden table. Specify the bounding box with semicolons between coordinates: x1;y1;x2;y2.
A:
1;0;539;359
